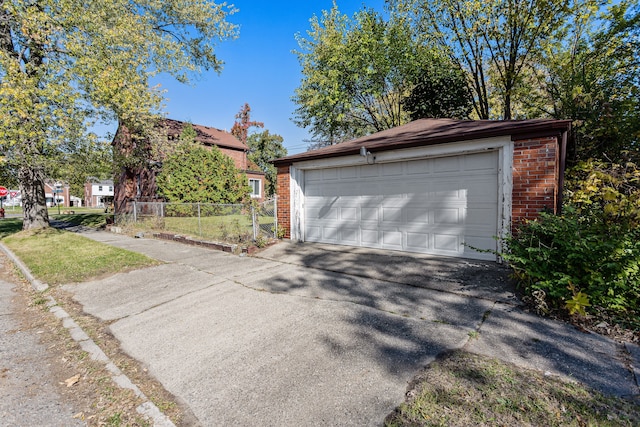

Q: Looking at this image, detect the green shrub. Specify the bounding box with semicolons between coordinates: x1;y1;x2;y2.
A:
504;160;640;329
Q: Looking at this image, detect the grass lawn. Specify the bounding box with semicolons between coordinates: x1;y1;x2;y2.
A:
2;224;158;285
385;350;640;427
134;213;274;242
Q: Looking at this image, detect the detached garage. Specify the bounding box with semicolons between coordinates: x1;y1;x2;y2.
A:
273;119;571;261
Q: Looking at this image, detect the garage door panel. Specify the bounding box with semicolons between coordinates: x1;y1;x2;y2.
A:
433;156;460;173
406;158;431;175
405;207;429;224
361;207;379;222
434;233;461;252
361;228;379;245
305;169;323;182
340;166;358;179
306;226;322;240
406;232;430;250
339;227;359;244
303;151;499;260
434;208;463;224
381;230;403;248
360;165;380;178
463;151;498;171
316;206;338;220
466;206;498;227
463;235;497;252
382;207;403;223
322;227;338;242
467;178;499;201
339;207;357;221
432;181;463;199
382;163;403;176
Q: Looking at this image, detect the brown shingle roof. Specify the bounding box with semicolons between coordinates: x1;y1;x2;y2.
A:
273;118;571;166
163;118;247;151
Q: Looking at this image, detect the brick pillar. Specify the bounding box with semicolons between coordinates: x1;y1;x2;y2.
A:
511;136;559;231
276;166;291;239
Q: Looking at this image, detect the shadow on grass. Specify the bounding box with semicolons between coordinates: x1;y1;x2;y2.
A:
51;213;110;228
0;218;23;239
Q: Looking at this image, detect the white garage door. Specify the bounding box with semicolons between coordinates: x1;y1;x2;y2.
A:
303;151;499;260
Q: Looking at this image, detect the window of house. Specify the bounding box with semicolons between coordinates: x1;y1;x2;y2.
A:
98;185;103;191
109;186;113;192
249;179;261;198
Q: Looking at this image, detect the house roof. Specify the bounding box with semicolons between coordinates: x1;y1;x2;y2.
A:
163;118;247;151
273;118;571;166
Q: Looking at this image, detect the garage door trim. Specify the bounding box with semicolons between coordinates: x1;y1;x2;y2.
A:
289;136;513;259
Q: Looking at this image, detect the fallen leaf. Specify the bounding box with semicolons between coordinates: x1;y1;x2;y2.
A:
65;374;81;387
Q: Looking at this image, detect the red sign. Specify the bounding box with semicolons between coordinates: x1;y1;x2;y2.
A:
10;191;17;198
0;187;7;197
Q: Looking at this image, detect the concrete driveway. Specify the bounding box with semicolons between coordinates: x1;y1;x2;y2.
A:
64;233;638;425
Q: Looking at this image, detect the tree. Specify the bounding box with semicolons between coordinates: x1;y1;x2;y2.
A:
535;2;640;163
402;64;472;120
0;0;238;229
231;103;263;145
49;136;113;199
247;130;287;196
388;0;577;119
293;4;458;147
156;141;249;204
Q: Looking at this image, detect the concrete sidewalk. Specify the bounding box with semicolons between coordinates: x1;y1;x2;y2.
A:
49;231;640;424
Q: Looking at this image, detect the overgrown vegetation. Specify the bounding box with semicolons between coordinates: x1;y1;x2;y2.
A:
155;137;250;205
504;160;640;332
385;351;640;426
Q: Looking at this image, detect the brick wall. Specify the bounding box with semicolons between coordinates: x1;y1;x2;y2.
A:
511;136;559;230
276;166;291;238
276;137;561;240
219;147;246;170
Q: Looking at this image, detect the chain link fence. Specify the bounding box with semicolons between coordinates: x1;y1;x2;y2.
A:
117;198;277;244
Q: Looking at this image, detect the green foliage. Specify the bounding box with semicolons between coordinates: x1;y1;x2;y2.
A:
294;5;452;147
179;123;198;144
51;137;113;199
534;1;640;163
247;130;287;196
0;0;238;229
503;160;640;328
156;141;250;204
402;64;472;120
389;0;575;120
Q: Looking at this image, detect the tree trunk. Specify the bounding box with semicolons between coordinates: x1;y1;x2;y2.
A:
19;166;50;230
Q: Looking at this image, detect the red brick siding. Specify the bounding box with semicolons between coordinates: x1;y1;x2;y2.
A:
511;136;559;231
276;166;291;238
219;147;247;170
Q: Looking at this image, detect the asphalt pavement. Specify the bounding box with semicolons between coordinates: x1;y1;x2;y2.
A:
7;229;640;425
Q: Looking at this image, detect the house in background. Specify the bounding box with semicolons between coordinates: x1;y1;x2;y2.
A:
84;179;114;208
112;118;265;214
274;118;571;261
43;182;82;207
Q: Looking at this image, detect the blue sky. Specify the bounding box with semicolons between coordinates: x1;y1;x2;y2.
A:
147;1;386;155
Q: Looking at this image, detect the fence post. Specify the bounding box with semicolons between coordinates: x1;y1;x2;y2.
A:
273;196;278;239
252;205;257;240
197;203;202;237
133;200;137;223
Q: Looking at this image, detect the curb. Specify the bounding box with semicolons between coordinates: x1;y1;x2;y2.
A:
0;242;175;427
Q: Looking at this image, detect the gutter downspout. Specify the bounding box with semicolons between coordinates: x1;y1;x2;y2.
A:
557;129;568;214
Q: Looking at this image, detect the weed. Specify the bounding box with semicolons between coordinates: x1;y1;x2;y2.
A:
106;412;122;426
